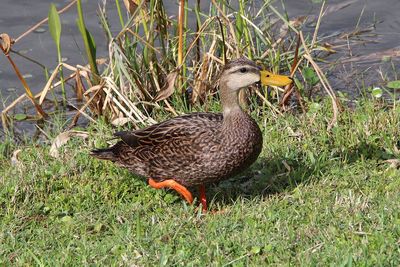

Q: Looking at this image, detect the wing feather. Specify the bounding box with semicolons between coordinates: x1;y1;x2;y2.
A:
114;112;223;149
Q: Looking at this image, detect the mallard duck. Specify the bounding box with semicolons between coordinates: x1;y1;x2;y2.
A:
91;57;292;210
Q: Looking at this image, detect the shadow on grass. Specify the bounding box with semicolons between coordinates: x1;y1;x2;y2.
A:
205;156;314;207
204;142;395;208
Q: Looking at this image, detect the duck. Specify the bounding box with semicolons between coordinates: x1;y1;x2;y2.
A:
91;57;292;211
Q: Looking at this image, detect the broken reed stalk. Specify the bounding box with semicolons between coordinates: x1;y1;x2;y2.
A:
299;31;340;130
177;0;185;67
0;45;48;118
68;85;101;129
280;34;305;111
312;1;325;47
177;0;186;92
195;0;201;63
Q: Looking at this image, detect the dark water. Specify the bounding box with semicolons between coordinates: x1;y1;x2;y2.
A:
0;0;399;135
282;0;400;95
0;0;116;104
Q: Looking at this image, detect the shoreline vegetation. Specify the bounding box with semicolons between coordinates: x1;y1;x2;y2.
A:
1;0;399;265
1;0;344;134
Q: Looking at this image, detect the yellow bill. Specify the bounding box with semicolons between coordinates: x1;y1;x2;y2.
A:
260;70;292;87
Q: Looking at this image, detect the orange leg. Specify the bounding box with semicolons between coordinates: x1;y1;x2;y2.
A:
199;184;207;211
148;178;193;204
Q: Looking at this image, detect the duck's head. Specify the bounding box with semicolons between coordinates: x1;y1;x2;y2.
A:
219;57;292;91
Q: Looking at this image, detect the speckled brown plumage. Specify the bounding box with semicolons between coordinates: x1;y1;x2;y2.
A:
91;110;262;187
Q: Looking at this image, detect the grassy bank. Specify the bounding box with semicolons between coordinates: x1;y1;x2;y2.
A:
1;0;399;265
1;99;399;265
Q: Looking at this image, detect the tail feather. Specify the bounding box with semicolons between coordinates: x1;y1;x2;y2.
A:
90;147;117;161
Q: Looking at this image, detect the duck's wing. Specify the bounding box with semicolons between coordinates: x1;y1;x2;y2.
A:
114;112;223;149
90;112;223;176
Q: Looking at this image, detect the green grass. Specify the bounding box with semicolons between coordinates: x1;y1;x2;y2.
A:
1;99;399;265
1;0;399;265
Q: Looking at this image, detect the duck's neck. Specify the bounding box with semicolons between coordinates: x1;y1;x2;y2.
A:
220;80;243;118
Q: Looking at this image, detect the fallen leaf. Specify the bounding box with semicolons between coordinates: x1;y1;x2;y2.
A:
384;159;400;169
11;149;22;166
14;114;28;121
96;57;108;65
60;215;73;224
371;87;382;98
50;130;89;158
94;223;104;233
154;71;178;102
0;33;13;54
387;80;400;89
123;0;138;15
111;117;132;126
250;246;261;255
279;16;306;38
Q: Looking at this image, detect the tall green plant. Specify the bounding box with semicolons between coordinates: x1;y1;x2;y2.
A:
48;3;66;103
76;0;99;84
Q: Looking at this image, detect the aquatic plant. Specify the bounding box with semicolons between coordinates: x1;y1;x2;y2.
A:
48;3;66;104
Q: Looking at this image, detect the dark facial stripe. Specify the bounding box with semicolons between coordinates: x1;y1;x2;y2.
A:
227;66;260;75
223;57;262;71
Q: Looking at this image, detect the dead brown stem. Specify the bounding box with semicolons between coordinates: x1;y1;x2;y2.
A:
1;45;48;118
280;34;305;112
300;31;341;130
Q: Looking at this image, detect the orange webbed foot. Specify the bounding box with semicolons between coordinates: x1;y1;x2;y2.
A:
148;178;194;204
148;179;216;213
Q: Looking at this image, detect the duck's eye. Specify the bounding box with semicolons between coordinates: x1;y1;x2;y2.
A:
239;68;247;73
